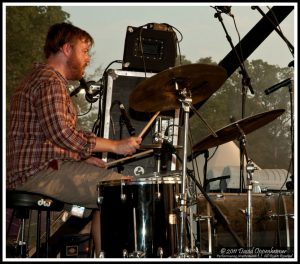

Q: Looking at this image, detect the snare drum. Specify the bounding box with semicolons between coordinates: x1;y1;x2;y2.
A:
99;171;181;258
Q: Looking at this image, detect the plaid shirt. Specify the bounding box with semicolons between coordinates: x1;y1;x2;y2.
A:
6;63;96;188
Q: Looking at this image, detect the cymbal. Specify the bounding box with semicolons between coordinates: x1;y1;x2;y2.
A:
129;64;227;112
192;109;285;153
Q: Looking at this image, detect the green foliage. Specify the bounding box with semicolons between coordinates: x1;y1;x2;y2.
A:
6;6;70;116
189;59;293;171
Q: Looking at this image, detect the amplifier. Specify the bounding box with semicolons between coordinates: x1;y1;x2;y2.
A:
122;24;177;73
101;70;179;177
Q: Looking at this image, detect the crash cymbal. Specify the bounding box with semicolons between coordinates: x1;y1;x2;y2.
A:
192;109;285;153
129;63;227;112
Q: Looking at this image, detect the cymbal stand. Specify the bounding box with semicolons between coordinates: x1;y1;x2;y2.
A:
176;82;192;257
175;80;220;257
245;161;257;248
235;123;257;247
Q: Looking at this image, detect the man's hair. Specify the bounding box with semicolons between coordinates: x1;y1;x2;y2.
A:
44;22;94;58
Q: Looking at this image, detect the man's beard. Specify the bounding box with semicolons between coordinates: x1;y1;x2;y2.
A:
67;53;85;80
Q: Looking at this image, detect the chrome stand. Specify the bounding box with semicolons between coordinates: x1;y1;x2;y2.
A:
174;81;218;257
245;161;257;247
177;89;191;257
235;123;257;248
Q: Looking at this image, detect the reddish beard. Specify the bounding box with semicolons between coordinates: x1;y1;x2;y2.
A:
67;52;85;80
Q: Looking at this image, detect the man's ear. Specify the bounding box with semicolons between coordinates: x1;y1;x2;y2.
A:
61;42;73;56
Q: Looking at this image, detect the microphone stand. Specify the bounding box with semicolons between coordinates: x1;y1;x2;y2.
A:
251;6;294;56
214;10;254;193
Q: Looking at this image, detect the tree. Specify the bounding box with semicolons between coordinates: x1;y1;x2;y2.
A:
189;59;293;172
6;6;70;118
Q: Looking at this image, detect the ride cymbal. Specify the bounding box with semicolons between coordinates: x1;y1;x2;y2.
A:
192;109;285;153
129;63;227;112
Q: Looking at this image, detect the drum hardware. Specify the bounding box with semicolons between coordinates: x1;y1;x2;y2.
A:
265;213;295;220
230;121;257;248
129;251;146;258
122;249;128;258
140;143;183;174
129;63;227;257
194;209;214;258
245;160;258;247
120;181;126;201
155;181;161;200
157;247;164;258
131;207;146;258
96;183;104;207
252;181;261;193
197;192;294;249
191;108;286;236
187;170;244;248
174;86;218;257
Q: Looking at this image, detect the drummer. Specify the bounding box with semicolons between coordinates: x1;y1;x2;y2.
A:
6;22;142;257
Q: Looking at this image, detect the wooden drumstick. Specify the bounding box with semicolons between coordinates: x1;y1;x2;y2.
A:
138;111;160;138
106;149;154;168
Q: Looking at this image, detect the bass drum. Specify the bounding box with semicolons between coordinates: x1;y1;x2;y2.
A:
99;172;181;258
196;192;294;251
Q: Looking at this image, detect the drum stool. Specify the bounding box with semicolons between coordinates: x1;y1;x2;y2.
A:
6;189;64;257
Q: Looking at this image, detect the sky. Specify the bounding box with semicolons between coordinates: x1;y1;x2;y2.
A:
60;3;296;79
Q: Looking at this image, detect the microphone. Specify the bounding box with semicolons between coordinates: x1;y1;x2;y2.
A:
119;103;136;136
216;6;233;17
160;139;176;171
264;78;292;95
70;78;91;97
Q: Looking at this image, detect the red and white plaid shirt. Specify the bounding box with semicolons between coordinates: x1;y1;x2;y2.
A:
6;63;96;188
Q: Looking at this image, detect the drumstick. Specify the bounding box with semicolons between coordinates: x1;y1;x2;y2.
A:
138;111;160;138
106;149;154;168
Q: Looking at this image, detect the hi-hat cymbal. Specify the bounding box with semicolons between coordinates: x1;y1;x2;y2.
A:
192;109;285;153
129;64;227;112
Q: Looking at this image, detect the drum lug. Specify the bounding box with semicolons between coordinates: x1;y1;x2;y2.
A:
157;247;164;258
122;249;128;258
120;182;127;201
155;191;161;201
121;193;127;201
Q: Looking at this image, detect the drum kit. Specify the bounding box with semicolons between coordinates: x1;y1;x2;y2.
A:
97;64;292;258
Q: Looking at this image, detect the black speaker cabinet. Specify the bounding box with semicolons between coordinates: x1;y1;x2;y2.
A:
122;25;177;73
101;70;179;177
